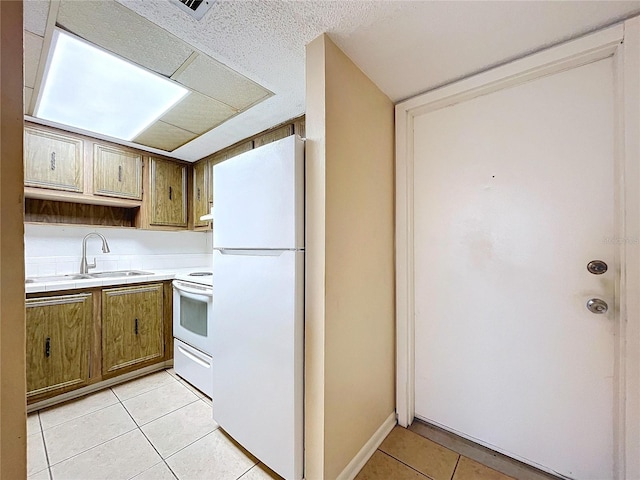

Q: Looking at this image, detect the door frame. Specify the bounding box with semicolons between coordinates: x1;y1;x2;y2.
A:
395;19;640;479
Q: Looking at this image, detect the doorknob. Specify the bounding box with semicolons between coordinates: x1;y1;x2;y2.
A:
586;298;608;314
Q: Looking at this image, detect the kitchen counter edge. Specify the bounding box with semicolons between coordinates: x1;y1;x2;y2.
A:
25;267;209;294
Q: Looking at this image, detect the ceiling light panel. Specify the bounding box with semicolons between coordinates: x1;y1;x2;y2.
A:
35;29;189;141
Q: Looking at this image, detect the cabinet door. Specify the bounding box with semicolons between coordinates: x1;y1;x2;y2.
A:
102;284;163;375
149;158;187;227
26;294;91;399
193;160;209;227
93;144;142;200
24;127;83;192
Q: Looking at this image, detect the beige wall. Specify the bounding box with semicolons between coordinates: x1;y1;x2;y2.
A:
305;34;395;479
0;1;26;478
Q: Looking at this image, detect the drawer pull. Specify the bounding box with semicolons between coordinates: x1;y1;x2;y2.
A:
134;318;139;335
118;165;123;182
197;187;201;201
169;186;172;200
45;337;51;357
50;152;56;171
178;345;210;368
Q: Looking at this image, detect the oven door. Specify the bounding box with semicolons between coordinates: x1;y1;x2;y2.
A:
172;280;213;355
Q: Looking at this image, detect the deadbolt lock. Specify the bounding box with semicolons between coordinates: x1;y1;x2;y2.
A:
587;260;608;275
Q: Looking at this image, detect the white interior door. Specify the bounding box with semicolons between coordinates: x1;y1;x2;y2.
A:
412;56;617;479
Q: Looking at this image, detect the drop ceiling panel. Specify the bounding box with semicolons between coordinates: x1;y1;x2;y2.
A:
160;92;238;135
24;31;43;89
175;55;272;111
24;0;50;36
133;121;197;152
24;88;33;115
57;0;193;77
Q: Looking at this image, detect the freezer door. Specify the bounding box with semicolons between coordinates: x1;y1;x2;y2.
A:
212;249;303;480
213;135;304;249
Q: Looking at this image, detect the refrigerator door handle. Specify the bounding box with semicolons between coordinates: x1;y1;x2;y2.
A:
217;249;285;257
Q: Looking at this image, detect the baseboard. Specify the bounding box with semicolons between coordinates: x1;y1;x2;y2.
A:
336;411;397;480
27;361;173;413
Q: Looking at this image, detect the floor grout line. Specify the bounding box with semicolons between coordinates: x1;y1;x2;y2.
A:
37;411;54;475
111;371;180;403
161;459;180;480
47;425;139;469
234;461;260;480
118;397;171;480
39;399;121;433
376;449;434;479
163;428;219;462
129;397;203;428
450;455;461;480
117;378;216;480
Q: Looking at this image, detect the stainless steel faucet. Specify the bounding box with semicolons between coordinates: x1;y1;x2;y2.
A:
80;233;111;274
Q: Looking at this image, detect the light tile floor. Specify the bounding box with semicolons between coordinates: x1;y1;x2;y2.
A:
28;369;554;480
27;368;280;480
356;425;559;480
355;426;516;480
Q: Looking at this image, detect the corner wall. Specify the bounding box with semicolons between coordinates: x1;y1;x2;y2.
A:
0;1;26;478
305;34;395;479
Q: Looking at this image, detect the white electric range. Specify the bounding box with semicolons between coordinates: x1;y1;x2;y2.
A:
172;270;213;398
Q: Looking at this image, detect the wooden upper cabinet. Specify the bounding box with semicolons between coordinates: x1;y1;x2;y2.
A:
24;127;84;192
93;144;142;200
193;160;209;228
253;124;293;148
102;284;164;376
149;158;187;227
26;293;92;399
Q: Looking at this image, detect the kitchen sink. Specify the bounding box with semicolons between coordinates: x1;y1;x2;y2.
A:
88;270;153;278
26;270;153;283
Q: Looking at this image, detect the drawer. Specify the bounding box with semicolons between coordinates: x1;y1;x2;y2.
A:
174;338;213;399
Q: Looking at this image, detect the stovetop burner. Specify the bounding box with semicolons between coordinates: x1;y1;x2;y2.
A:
174;269;214;287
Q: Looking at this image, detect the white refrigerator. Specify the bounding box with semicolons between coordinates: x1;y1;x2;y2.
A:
212;134;304;480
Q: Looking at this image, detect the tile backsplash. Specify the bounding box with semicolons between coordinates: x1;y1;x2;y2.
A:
24;224;212;277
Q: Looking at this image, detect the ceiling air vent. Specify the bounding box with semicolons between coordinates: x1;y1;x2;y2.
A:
169;0;215;20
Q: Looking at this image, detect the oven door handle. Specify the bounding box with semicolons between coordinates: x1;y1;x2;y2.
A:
173;281;213;298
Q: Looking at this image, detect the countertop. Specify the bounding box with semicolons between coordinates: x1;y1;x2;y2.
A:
25;267;210;294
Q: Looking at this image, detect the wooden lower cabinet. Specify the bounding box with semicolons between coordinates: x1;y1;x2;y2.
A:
102;283;164;376
26;293;92;399
26;281;172;405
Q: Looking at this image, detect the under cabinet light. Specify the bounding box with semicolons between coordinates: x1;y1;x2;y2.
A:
35;29;188;141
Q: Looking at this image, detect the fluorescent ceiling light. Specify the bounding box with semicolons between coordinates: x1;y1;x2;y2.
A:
35;29;189;141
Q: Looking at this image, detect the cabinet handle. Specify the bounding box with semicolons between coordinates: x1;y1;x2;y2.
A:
118;165;123;182
135;318;139;335
197;187;201;201
50;152;56;171
45;337;51;357
169;186;172;200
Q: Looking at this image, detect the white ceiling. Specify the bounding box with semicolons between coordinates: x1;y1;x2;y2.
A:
25;0;640;161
